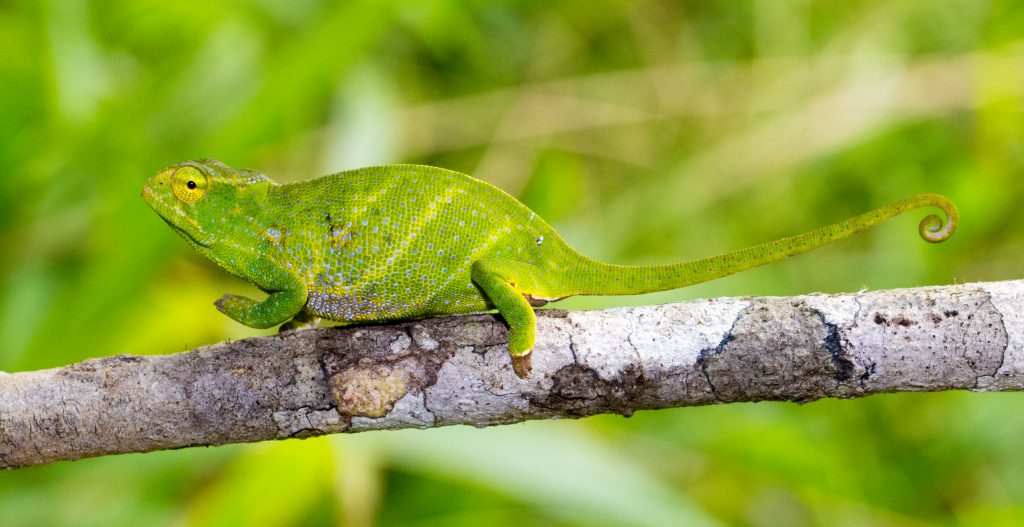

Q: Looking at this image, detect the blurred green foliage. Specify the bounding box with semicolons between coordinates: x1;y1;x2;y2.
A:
1;0;1023;525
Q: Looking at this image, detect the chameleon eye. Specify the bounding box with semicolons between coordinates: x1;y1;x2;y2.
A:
171;166;209;204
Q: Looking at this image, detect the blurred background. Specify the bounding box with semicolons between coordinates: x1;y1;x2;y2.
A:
1;0;1023;525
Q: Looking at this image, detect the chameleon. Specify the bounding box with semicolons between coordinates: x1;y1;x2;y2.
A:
141;159;957;378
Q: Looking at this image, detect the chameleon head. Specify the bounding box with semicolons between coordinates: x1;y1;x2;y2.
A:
141;159;269;247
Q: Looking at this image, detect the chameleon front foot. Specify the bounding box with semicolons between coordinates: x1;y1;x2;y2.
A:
512;350;533;379
279;317;321;333
279;310;321;333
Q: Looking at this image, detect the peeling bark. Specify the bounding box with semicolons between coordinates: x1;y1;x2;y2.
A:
1;280;1022;469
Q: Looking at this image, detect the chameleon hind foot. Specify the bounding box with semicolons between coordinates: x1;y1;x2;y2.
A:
471;259;540;379
512;350;533;379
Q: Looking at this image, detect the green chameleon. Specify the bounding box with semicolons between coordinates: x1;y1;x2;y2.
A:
142;160;957;377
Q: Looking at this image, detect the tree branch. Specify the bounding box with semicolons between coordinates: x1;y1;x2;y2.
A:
2;280;1022;469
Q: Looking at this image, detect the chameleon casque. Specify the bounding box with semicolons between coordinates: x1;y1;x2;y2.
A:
142;160;957;377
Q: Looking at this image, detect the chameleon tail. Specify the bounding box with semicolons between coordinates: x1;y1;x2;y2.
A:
563;193;957;296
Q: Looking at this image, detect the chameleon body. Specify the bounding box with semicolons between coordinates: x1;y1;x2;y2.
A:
142;160;957;377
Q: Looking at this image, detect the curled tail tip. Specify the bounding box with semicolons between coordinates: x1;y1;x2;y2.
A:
915;194;958;243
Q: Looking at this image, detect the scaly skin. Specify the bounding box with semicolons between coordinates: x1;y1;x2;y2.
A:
142;160;958;377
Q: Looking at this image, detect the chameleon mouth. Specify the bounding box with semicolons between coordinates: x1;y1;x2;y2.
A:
161;217;192;239
162;215;215;248
141;183;214;247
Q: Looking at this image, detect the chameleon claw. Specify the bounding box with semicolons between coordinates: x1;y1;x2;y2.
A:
512;350;533;379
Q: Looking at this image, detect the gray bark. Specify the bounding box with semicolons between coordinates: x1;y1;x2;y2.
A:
2;280;1022;469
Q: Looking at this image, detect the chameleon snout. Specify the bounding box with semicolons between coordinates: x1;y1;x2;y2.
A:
140;169;174;204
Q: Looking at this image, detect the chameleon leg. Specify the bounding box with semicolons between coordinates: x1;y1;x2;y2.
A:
214;265;307;329
471;259;537;378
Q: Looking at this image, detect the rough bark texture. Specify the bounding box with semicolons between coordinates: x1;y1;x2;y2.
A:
2;280;1022;469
